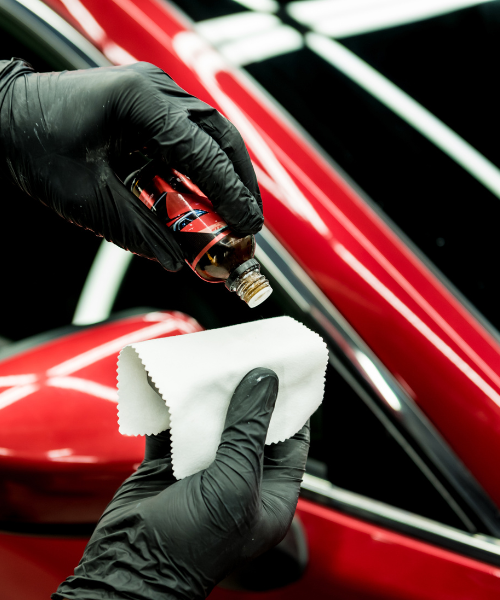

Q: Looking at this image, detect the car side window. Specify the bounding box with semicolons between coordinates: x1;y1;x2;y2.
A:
242;5;500;335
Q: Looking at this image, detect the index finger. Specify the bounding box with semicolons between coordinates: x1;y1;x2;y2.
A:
120;62;263;235
195;110;262;213
202;368;279;516
160;117;264;237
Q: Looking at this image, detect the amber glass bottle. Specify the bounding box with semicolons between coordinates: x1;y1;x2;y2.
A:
126;161;272;308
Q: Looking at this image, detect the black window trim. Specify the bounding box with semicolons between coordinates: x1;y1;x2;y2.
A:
301;472;500;568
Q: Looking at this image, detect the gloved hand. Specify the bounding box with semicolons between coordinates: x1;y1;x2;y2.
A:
0;58;263;271
52;368;310;600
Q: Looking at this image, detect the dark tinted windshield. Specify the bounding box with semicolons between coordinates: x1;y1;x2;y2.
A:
173;0;500;333
341;3;500;166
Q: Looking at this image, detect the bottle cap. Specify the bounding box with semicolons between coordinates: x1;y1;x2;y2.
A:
246;285;273;308
225;258;273;308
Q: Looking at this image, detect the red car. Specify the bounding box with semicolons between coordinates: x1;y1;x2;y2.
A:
1;1;500;598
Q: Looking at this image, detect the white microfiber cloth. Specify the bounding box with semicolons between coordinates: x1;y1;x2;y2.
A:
117;316;328;479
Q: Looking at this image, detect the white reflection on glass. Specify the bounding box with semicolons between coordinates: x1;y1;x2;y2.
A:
289;0;493;38
233;0;279;12
197;12;280;45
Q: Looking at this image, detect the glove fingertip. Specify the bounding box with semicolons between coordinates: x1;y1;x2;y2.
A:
236;367;279;412
242;367;278;387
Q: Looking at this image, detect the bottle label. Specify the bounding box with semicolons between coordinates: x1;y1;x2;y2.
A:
140;173;230;270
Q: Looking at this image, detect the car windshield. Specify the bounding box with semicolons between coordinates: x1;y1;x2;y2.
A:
172;0;500;334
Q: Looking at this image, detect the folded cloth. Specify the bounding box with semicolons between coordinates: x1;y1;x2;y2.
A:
117;316;328;479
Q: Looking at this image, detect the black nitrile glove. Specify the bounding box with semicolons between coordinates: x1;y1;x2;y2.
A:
0;58;263;271
51;368;310;600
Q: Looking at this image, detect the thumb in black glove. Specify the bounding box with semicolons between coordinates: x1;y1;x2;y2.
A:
0;58;263;271
51;368;310;600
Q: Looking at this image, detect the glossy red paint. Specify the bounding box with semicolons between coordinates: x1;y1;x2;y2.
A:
2;499;499;600
215;499;500;599
0;532;87;600
0;311;203;523
42;0;500;507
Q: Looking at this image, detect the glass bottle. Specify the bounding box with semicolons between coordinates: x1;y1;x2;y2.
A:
126;161;272;308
